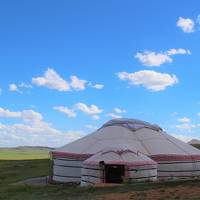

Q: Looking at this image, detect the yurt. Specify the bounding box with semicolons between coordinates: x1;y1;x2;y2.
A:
81;147;157;186
51;118;200;184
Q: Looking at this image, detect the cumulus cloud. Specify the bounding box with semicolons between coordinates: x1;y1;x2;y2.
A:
118;70;178;91
70;76;87;91
9;82;32;94
114;108;126;114
175;123;200;131
171;134;195;143
53;106;77;118
135;48;190;67
106;113;122;119
19;82;33;89
9;84;19;92
197;15;200;25
85;124;98;130
32;68;70;91
88;82;104;89
0;107;85;147
53;103;103;120
0;107;44;125
75;103;103;115
92;84;104;89
92;115;100;120
75;102;102;120
0;108;21;118
0;108;43;126
0;123;85;147
177;17;195;33
32;68;103;92
135;51;172;67
167;48;191;56
178;117;191;123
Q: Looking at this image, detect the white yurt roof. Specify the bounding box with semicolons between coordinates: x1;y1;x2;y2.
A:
83;146;156;166
53;118;200;158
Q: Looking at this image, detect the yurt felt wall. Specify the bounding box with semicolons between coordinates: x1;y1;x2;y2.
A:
128;163;157;182
151;155;200;180
81;164;102;186
51;152;91;183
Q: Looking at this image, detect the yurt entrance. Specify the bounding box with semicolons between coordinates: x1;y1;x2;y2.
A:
105;164;125;183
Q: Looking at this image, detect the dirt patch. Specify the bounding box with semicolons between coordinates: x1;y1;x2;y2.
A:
13;176;49;186
99;185;200;200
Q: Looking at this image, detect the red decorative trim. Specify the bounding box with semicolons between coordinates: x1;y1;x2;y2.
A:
51;151;200;162
151;154;200;162
84;160;156;167
51;151;92;160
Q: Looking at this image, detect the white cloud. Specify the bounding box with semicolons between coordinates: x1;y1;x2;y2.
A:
107;113;122;119
20;110;43;125
0;108;21;118
75;103;102;120
114;108;126;114
171;112;179;117
171;134;195;143
197;113;200;117
8;83;32;94
92;115;100;120
92;84;104;89
0;108;85;147
88;82;104;89
118;70;178;91
175;123;199;131
85;124;98;130
19;82;33;89
135;51;172;67
70;76;87;91
75;102;103;115
32;68;103;92
0;122;85;147
135;48;190;67
197;15;200;24
178;117;191;123
0;107;44;125
9;84;19;92
167;48;191;55
53;103;103;120
32;68;70;92
177;17;195;33
0;108;44;126
53;106;77;118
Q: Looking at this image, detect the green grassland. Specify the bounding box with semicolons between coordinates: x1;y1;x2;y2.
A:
1;158;200;200
0;148;50;160
1;147;200;200
0;144;199;160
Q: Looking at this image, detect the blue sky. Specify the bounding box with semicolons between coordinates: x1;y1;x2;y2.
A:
0;0;200;147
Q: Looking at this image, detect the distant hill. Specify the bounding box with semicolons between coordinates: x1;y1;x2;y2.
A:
188;139;200;150
188;139;200;145
0;146;54;151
